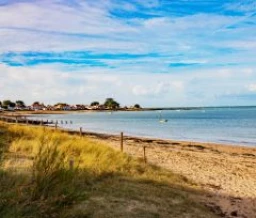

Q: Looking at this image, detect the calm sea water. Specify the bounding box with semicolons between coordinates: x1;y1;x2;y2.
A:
30;107;256;147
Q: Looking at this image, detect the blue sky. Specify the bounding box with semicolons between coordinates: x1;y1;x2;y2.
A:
0;0;255;107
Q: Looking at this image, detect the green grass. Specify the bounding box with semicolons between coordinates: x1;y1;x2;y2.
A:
0;122;217;218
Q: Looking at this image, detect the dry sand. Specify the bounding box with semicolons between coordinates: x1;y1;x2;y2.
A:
82;133;256;218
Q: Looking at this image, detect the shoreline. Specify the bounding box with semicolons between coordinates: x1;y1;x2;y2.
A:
1;111;256;148
64;127;256;150
74;129;256;148
1;105;256;114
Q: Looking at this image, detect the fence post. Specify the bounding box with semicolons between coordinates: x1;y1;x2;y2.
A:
80;127;82;137
55;121;58;130
69;159;74;170
120;132;124;152
143;146;147;163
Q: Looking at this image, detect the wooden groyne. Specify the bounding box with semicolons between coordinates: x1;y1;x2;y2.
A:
0;115;52;125
0;115;74;127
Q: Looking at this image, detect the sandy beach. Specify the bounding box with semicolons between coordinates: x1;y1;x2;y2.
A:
1;113;256;217
79;132;256;218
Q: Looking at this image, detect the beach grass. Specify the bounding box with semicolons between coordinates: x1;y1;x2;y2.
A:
0;122;217;218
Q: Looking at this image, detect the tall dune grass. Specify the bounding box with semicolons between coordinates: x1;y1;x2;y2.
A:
0;124;86;217
0;123;216;218
8;125;137;175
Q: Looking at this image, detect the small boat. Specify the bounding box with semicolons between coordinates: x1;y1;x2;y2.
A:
159;119;168;123
158;111;168;123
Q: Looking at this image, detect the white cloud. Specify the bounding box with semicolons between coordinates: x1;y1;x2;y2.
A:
0;62;255;106
248;84;256;92
132;85;150;96
132;81;184;97
0;0;254;57
0;1;135;34
0;63;124;105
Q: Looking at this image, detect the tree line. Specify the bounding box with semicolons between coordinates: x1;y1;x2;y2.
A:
0;98;141;110
0;100;26;109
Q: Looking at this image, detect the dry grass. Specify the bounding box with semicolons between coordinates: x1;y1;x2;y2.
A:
0;122;217;218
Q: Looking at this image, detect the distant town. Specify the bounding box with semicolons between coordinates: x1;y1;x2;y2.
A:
0;98;142;112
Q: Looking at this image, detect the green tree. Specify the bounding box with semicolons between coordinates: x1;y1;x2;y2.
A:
3;100;11;107
134;104;141;109
104;98;120;109
2;100;15;108
54;102;68;107
90;101;100;106
16;100;26;107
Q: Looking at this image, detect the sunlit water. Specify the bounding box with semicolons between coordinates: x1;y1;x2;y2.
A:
29;107;256;147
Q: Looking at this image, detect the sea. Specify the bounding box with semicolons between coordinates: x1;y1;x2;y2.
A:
29;107;256;147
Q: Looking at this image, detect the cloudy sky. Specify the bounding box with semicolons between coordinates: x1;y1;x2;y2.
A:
0;0;255;107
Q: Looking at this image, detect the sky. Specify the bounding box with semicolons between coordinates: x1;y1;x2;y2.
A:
0;0;255;107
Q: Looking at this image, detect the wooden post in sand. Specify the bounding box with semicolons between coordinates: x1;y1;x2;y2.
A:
143;146;147;163
16;117;18;124
120;132;124;152
55;121;58;130
79;127;82;137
